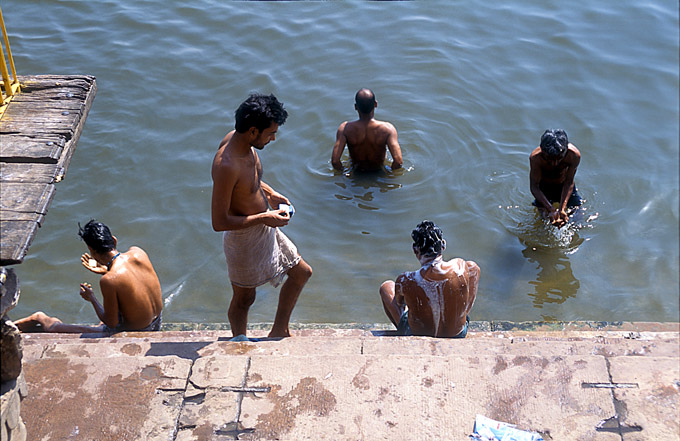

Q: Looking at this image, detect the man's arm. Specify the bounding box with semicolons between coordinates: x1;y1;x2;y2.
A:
465;261;480;314
557;145;581;220
331;122;348;170
211;160;240;231
394;275;408;311
80;280;119;327
529;152;561;224
385;123;403;170
261;181;290;208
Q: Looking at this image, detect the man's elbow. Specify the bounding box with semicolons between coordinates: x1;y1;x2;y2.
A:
102;316;118;329
212;217;228;232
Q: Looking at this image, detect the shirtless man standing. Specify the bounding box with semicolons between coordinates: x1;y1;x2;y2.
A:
530;129;582;227
379;221;480;338
211;93;312;338
331;88;403;171
15;220;163;333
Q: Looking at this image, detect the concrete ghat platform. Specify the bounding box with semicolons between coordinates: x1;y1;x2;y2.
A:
18;322;680;440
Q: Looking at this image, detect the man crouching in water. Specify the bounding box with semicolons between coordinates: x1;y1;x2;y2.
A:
530;129;582;227
15;220;163;333
379;221;480;338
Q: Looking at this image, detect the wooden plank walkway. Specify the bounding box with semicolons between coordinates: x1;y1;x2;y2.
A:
0;75;96;265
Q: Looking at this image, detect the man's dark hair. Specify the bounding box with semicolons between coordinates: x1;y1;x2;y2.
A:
540;129;568;158
234;93;288;133
355;88;376;114
78;220;115;253
411;220;445;257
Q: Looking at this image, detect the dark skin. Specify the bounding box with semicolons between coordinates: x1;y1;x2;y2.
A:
15;239;163;333
529;142;581;227
331;91;403;172
379;248;480;337
211;123;312;338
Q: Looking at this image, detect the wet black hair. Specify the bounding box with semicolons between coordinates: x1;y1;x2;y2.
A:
78;220;115;253
540;129;568;158
234;93;288;133
355;88;376;114
411;220;445;257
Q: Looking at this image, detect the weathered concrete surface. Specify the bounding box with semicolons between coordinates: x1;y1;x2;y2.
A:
17;323;680;440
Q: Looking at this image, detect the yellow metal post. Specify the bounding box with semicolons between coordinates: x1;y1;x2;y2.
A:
0;5;21;117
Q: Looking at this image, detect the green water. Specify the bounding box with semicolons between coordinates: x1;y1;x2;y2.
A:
4;1;679;325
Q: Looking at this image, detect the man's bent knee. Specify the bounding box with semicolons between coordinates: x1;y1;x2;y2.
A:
380;280;395;299
231;286;256;309
289;259;312;283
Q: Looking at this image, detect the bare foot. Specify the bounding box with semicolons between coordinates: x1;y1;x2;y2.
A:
267;329;291;338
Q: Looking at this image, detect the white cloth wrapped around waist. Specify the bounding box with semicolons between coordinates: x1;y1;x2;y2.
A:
223;223;300;288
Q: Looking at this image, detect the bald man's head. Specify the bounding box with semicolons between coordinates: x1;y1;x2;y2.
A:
355;88;376;114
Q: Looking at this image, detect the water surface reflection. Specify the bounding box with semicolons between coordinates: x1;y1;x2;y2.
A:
522;245;580;310
332;166;405;212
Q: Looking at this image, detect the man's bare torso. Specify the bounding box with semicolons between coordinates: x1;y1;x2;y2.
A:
530;143;579;185
344;119;392;171
396;258;479;337
214;131;268;216
104;247;162;329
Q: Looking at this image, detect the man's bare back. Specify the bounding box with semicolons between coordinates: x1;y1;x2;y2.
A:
331;88;403;171
396;257;479;337
15;220;163;334
380;221;480;338
100;246;163;330
342;119;400;171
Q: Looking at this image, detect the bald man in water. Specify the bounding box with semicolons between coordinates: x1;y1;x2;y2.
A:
331;88;403;171
379;221;480;338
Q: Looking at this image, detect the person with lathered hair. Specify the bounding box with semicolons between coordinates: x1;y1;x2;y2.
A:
379;221;480;338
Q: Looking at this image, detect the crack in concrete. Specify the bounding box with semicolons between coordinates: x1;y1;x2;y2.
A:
582;382;638;389
170;357;197;441
220;386;271;393
215;421;256;438
38;343;50;359
600;356;643;439
233;356;252;423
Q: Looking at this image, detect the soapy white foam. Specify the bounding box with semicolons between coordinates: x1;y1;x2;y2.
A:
450;259;466;278
411;258;450;336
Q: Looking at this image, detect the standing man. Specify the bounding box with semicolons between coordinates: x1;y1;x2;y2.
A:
379;221;480;338
530;129;582;227
15;220;163;333
211;93;312;338
331;88;403;171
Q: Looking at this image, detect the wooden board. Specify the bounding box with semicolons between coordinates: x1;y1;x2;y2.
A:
1;163;61;184
0;183;55;214
0;75;96;265
0;134;65;163
0;220;41;265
